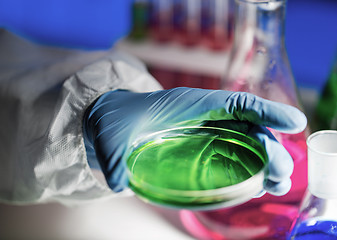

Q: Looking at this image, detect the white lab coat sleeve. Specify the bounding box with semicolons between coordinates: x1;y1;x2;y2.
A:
37;54;163;206
0;32;163;206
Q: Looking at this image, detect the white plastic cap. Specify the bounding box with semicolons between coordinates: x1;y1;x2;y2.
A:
307;130;337;199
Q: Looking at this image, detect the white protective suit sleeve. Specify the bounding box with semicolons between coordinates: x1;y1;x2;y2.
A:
0;31;163;206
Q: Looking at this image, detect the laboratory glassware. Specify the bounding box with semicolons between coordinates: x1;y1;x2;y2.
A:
201;0;234;51
174;0;202;46
221;0;309;203
182;0;310;239
124;126;269;210
149;0;174;42
314;54;337;131
288;130;337;239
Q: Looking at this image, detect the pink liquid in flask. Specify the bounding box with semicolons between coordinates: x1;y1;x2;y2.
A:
180;131;308;240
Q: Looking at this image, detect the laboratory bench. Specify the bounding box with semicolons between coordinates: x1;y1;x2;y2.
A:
0;193;195;240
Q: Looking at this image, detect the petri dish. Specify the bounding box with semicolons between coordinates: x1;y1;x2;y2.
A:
123;126;268;210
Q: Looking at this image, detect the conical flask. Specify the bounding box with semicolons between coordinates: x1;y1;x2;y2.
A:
314;54;337;131
288;130;337;239
180;0;310;239
221;0;309;202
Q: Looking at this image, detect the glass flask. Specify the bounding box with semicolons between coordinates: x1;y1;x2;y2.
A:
181;0;310;239
288;130;337;240
222;0;310;203
314;54;337;131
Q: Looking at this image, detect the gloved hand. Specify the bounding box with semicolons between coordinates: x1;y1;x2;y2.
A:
83;87;307;195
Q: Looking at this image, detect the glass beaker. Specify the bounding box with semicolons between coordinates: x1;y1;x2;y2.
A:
182;0;310;239
288;130;337;239
124;126;269;210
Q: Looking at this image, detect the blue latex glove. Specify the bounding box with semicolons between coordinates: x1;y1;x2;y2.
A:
0;0;132;49
83;87;307;195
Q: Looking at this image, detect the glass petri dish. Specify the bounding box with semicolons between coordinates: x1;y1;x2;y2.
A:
123;126;268;210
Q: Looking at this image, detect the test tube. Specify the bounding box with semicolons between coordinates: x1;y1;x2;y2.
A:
149;0;174;42
201;0;234;51
174;0;202;46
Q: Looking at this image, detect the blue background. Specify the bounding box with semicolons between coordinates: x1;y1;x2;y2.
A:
285;0;337;91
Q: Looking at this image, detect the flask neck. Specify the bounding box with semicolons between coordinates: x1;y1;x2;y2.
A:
224;0;300;107
233;0;286;52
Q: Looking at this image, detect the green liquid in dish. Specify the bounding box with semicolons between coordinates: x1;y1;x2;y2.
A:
126;132;267;208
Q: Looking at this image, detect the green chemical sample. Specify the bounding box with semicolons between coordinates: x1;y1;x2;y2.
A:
126;127;268;209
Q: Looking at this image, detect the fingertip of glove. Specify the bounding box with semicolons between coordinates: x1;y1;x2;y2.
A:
286;107;307;134
271;103;308;134
267;147;294;182
264;178;292;196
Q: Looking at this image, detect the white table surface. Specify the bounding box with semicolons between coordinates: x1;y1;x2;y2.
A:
0;196;196;240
